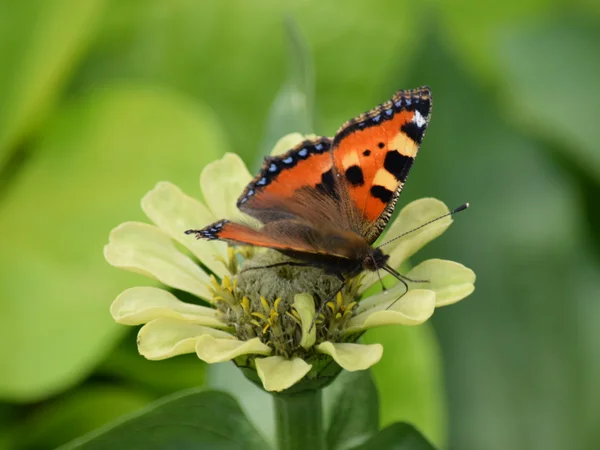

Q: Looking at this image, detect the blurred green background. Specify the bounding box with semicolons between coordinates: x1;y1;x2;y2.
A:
1;1;599;449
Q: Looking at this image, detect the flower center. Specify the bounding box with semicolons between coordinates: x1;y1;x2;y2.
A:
208;249;361;358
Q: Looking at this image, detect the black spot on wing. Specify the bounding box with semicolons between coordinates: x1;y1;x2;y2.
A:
345;165;365;186
370;185;393;203
401;121;425;144
384;150;413;182
315;169;339;199
377;142;385;149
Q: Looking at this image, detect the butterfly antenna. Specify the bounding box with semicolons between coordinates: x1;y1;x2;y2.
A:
377;202;469;249
384;264;428;283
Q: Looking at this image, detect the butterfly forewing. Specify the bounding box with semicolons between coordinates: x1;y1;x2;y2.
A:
331;86;432;243
236;136;337;222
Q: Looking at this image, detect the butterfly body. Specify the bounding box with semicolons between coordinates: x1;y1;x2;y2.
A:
187;86;432;280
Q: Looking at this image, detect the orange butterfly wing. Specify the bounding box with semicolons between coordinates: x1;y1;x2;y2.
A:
189;219;361;262
331;86;432;243
237;137;336;217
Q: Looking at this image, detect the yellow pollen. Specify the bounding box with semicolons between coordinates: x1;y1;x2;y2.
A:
274;297;282;310
336;292;343;308
326;301;336;312
260;296;270;311
222;276;231;289
335;312;342;320
262;323;271;334
251;312;267;321
241;296;250;314
212;296;224;302
346;301;357;311
250;319;261;327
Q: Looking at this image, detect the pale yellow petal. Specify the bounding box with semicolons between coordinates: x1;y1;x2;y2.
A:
137;318;233;360
407;259;476;306
110;286;226;327
141;182;228;277
255;356;312;392
355;279;407;314
270;133;317;156
200;153;252;221
293;293;316;349
362;198;452;290
345;289;436;334
316;342;383;371
195;336;271;363
104;222;212;300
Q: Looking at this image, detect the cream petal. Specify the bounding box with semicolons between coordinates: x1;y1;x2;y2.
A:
316;342;383;371
355;279;408;314
407;259;476;306
345;289;436;334
293;293;316;349
104;222;212;301
110;286;226;327
362;198;452;290
141;182;228;277
200;153;252;221
255;356;312;392
137;318;233;360
195;336;271;363
270;133;317;156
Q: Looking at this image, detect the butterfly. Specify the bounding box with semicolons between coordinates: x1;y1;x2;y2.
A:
187;86;433;286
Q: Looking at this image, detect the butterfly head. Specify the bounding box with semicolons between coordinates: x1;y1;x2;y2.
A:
362;247;389;273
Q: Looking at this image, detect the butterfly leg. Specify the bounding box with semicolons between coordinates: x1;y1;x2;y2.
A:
309;273;345;332
239;261;313;274
376;269;387;292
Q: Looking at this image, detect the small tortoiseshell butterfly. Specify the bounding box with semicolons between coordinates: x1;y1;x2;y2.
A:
187;86;437;285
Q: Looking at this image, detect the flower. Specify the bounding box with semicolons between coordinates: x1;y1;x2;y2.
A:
105;133;475;393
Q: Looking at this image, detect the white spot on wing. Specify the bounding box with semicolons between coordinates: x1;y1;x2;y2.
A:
413;110;426;128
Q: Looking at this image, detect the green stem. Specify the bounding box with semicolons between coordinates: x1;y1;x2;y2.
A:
274;389;325;450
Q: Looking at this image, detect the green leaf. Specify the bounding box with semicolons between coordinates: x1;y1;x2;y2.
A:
496;19;600;181
0;0;105;166
260;17;314;157
13;385;154;449
323;370;379;450
352;422;436;450
207;362;276;448
364;325;446;448
0;85;228;401
62;389;270;449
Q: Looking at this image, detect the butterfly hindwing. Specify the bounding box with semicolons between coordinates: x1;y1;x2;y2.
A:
332;86;432;243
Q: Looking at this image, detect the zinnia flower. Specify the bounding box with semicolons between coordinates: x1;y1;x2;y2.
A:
105;133;475;393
